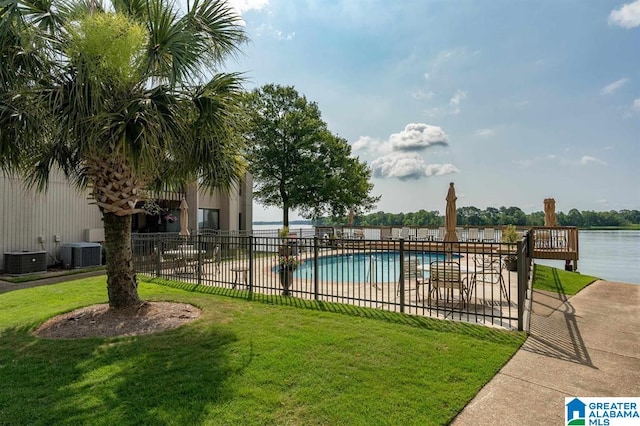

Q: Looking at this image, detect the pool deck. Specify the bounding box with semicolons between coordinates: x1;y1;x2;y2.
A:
172;248;522;329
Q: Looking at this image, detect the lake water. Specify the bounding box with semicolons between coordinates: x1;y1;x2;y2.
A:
535;230;639;284
253;225;639;284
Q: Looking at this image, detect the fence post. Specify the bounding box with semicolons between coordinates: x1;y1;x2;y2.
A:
197;233;202;285
314;236;319;300
155;233;161;278
517;240;526;331
399;238;405;313
248;235;254;293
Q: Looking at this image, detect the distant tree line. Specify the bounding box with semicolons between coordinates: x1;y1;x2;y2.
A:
314;207;640;228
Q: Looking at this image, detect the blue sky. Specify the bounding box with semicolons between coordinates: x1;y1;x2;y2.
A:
224;0;640;222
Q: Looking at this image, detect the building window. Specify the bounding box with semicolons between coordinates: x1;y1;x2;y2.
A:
198;208;220;230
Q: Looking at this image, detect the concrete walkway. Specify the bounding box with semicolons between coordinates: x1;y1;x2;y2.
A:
452;280;640;425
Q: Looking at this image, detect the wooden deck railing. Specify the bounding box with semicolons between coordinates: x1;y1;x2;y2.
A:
529;226;579;269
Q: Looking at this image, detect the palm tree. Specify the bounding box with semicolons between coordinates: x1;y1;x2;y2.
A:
0;0;247;308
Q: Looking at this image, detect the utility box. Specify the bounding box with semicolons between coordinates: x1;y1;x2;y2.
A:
4;251;47;275
59;242;102;269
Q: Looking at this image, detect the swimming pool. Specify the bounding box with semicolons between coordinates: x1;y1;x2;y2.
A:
292;251;454;284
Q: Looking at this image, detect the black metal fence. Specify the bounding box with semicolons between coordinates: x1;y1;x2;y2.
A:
132;230;532;330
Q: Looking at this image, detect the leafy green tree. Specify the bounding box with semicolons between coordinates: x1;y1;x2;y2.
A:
620;209;640;225
1;0;247;308
316;205;640;228
566;209;583;227
458;206;482;226
482;207;500;225
244;84;378;226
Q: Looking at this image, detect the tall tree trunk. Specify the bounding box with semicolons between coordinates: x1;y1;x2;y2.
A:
283;205;289;227
103;213;141;308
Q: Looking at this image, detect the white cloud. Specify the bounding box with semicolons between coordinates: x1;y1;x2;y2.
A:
357;123;453;180
371;152;427;180
580;156;606;166
353;123;448;154
389;123;448;151
420;48;472;84
411;90;434;100
274;30;295;41
255;24;295;41
228;0;270;14
609;0;640;28
352;135;384;152
515;154;607;168
601;78;629;95
424;49;459;79
449;90;467;114
633;99;640;111
371;153;458;180
475;128;495;138
425;163;460;176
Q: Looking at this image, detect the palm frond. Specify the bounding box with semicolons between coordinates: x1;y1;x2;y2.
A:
95;83;188;175
0;0;51;89
188;72;247;194
144;0;246;86
22;137;82;191
144;0;192;85
18;0;66;33
182;0;246;65
57;0;106;21
111;0;147;21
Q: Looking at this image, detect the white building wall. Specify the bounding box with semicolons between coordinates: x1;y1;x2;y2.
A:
1;171;252;271
193;173;252;232
241;173;253;231
0;171;103;271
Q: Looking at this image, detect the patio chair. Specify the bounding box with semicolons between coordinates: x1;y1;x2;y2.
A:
434;227;445;241
174;244;200;275
470;256;509;302
423;261;471;307
483;228;495;242
398;256;422;295
201;245;221;275
389;228;402;240
467;228;480;242
415;228;431;241
400;227;410;240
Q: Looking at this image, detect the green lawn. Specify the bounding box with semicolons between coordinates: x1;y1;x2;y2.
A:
0;276;525;425
532;264;599;295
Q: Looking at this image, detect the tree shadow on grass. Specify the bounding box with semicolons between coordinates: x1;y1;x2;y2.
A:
0;324;249;425
146;276;525;347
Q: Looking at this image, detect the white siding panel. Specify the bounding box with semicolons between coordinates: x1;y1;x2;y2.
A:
1;171;103;271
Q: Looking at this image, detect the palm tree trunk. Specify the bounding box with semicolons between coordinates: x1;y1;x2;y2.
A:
103;213;140;308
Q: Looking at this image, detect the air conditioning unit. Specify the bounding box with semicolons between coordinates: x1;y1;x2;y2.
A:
59;242;102;269
4;251;47;275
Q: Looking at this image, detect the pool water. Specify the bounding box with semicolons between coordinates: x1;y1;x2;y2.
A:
293;251;452;284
